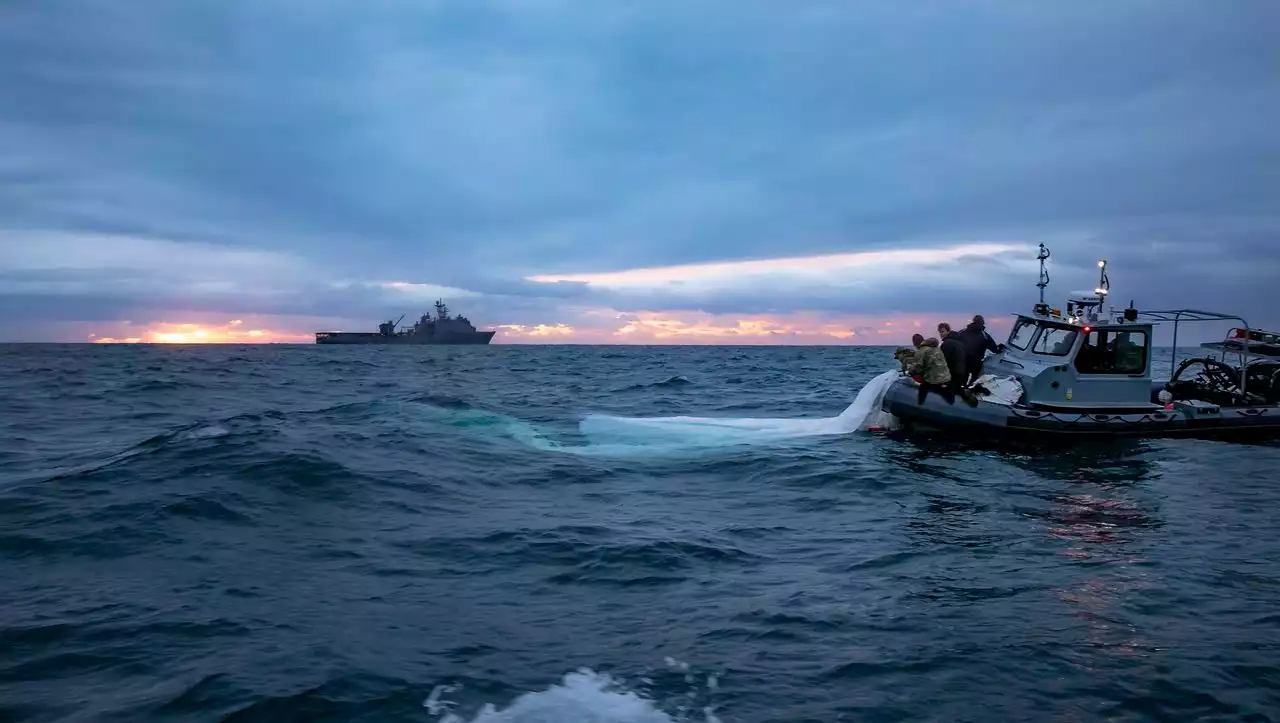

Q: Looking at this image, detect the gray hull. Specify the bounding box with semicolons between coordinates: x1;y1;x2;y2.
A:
315;331;495;345
881;378;1280;439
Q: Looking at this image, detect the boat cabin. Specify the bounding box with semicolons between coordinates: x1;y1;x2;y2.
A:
972;248;1278;412
985;294;1157;410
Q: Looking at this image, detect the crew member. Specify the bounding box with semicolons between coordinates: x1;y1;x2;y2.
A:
893;345;917;373
958;314;1005;385
909;334;954;404
938;322;978;406
938;322;967;384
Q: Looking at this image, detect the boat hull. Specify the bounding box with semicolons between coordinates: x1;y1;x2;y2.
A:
880;378;1280;440
315;331;495;345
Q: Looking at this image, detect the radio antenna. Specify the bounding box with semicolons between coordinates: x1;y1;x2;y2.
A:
1036;243;1051;305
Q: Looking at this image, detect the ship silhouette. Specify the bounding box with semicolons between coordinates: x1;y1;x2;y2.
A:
314;299;495;345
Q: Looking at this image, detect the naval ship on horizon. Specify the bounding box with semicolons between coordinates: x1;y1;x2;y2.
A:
315;299;495;345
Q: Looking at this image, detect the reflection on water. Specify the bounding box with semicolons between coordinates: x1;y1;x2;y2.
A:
1003;440;1159;485
1047;492;1161;561
890;436;1167;669
1035;451;1163;670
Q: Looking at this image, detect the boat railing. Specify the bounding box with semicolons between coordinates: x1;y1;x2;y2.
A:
1138;309;1254;391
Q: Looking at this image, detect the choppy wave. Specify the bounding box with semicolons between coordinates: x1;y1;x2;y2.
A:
614;375;696;393
426;663;724;723
3;344;1279;723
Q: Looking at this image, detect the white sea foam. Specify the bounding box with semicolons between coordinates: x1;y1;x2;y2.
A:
424;668;723;723
180;424;229;440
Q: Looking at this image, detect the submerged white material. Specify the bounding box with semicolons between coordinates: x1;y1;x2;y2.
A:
973;374;1025;407
575;369;903;450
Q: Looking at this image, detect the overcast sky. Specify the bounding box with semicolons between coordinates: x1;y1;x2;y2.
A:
2;0;1277;343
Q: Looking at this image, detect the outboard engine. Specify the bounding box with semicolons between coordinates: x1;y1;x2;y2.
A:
1245;361;1280;404
1165;357;1278;406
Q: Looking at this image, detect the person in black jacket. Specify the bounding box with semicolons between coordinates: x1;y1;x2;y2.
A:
957;314;1004;385
937;322;966;384
938;322;978;405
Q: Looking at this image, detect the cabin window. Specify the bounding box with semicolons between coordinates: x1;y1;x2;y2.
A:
1032;327;1078;356
1007;319;1038;350
1074;329;1149;375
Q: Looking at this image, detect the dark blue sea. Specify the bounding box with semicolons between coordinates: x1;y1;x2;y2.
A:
3;344;1279;722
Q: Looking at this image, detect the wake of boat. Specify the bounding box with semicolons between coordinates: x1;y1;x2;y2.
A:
574;370;901;451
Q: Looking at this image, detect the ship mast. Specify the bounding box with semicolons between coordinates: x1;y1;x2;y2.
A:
1033;243;1052;316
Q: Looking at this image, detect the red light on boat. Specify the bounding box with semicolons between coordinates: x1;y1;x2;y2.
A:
1083;326;1091;332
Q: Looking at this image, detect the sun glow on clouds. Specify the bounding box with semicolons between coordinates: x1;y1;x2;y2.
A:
497;323;576;339
612;311;879;343
378;281;478;299
91;320;311;344
495;310;969;345
526;243;1032;291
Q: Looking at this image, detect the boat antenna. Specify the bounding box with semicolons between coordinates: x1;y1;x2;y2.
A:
1095;258;1109;300
1036;243;1051;305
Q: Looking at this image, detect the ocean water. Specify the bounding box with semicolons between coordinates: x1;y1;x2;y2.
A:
2;343;1279;722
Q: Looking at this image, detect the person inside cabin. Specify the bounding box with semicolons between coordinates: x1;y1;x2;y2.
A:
909;334;955;404
958;314;1005;385
1051;335;1075;355
1112;331;1146;374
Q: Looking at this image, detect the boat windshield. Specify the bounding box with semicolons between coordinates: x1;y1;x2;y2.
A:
1032;326;1078;356
1006;319;1039;350
1075;329;1149;375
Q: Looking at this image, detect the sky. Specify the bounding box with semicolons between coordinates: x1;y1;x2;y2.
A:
2;0;1278;345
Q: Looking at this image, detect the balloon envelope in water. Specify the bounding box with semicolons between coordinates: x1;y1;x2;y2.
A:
575;370;901;451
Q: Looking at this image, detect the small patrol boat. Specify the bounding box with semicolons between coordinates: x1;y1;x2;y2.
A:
881;244;1280;440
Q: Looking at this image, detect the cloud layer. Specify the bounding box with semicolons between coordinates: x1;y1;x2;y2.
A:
2;0;1278;343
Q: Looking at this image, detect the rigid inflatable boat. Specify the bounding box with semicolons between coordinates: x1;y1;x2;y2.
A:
881;245;1280;440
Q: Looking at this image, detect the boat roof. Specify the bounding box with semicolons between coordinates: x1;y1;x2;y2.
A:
1013;302;1149;330
1014;305;1280;361
1199;341;1280;360
1014;311;1145;329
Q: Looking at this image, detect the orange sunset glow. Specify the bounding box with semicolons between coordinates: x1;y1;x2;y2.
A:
495;323;576;338
496;309;999;345
83;310;1006;345
90;320;312;344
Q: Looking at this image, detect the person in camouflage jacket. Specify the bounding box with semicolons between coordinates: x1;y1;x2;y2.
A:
908;335;954;404
910;337;951;384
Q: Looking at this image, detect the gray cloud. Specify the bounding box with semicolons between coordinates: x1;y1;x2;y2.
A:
1;0;1278;339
